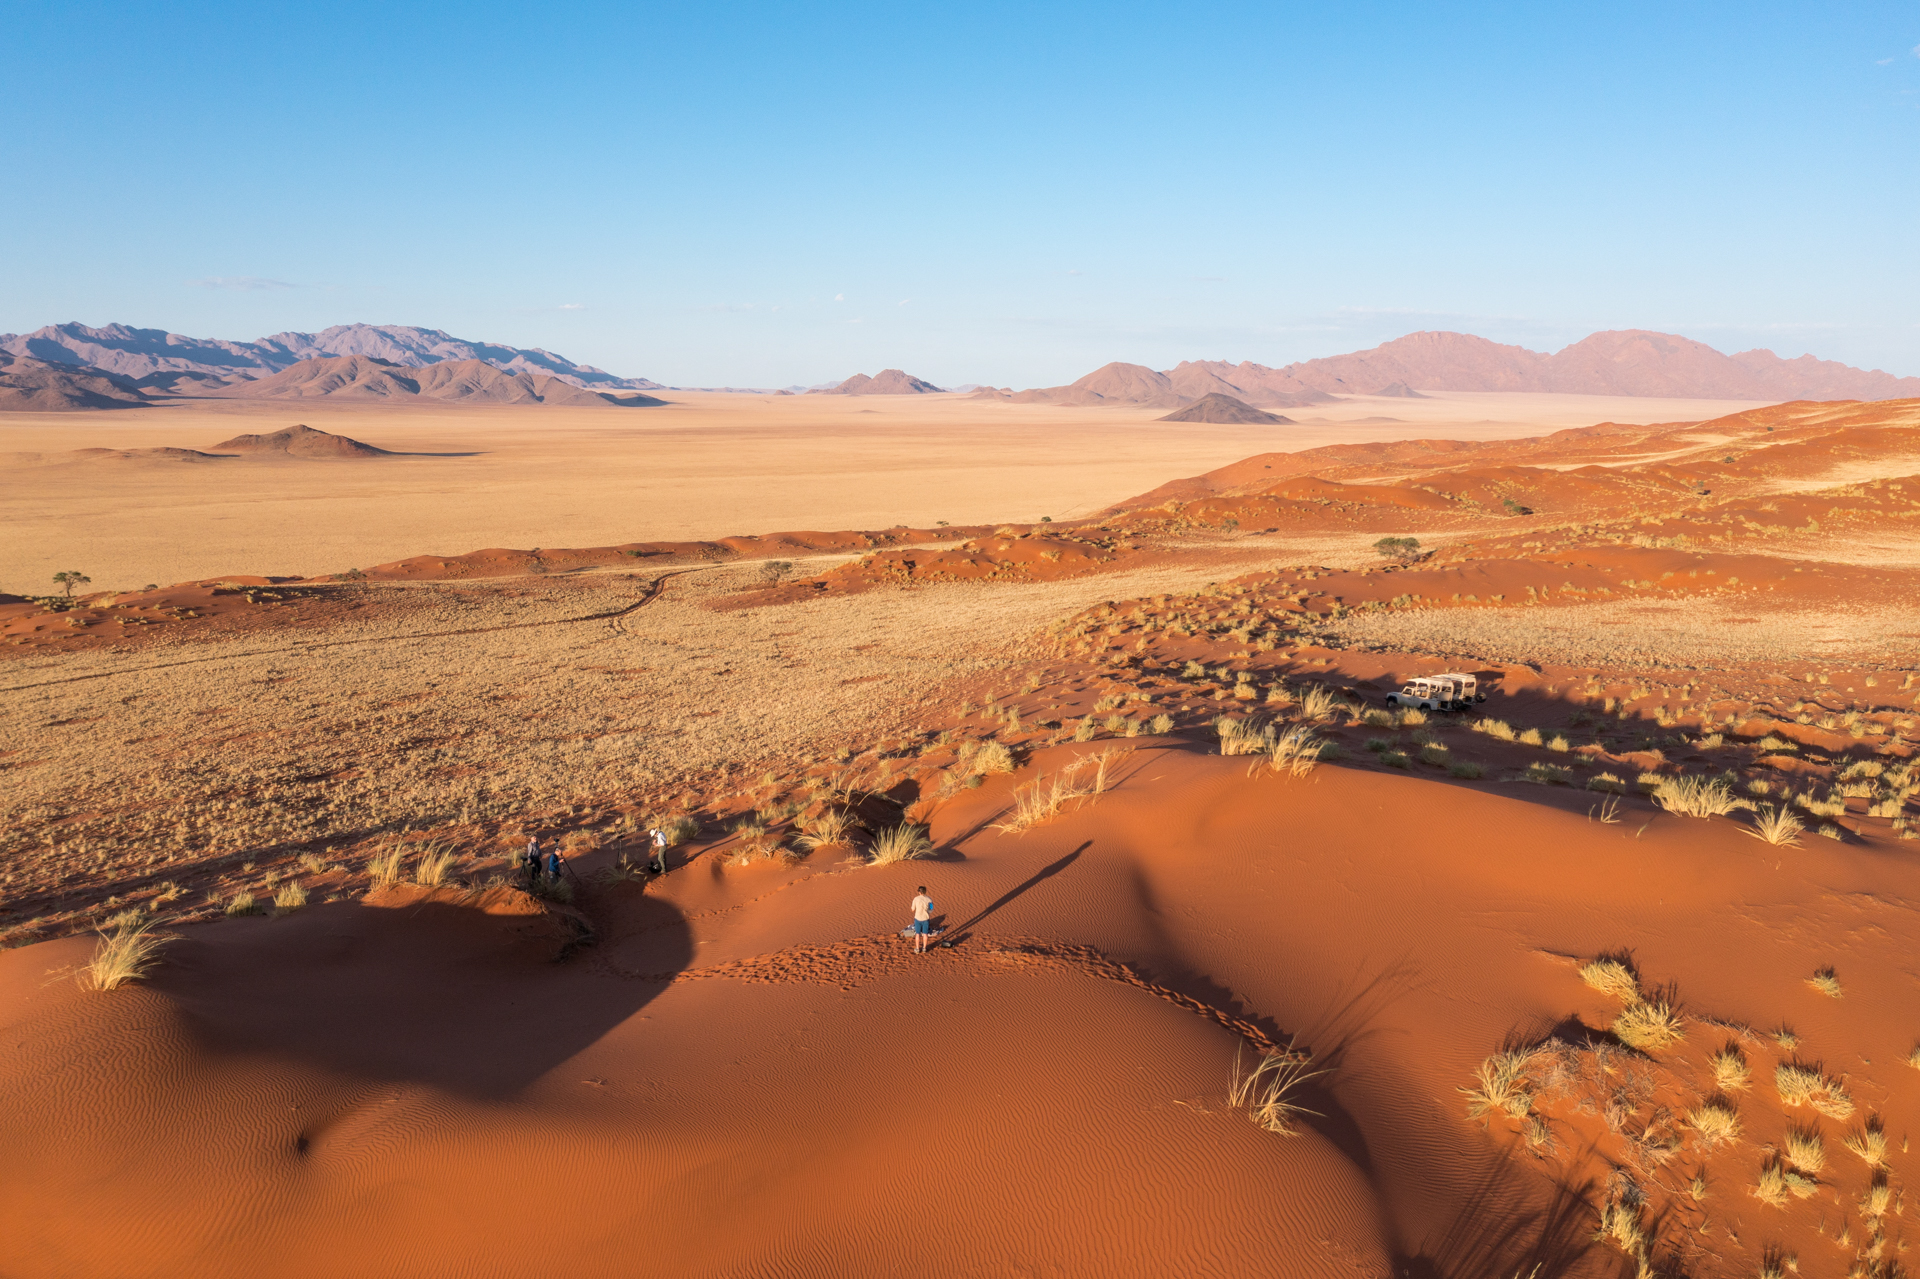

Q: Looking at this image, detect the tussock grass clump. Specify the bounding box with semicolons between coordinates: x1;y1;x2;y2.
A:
796;809;853;850
225;891;260;917
79;919;172;991
1653;775;1740;818
1687;1098;1741;1146
1248;726;1325;778
1753;1159;1790;1208
1783;1125;1825;1172
1862;1175;1893;1219
994;749;1126;833
1517;727;1544;747
868;823;932;866
1295;685;1342;721
1417;743;1449;766
1613;1001;1685;1052
970;740;1015;775
1448;761;1485;779
1474;718;1518;742
1147;712;1173;735
1586;771;1627;793
368;846;406;890
1462;1049;1534;1119
1908;1044;1920;1071
1843;1120;1888;1169
1775;1062;1854;1119
1746;804;1804;846
272;882;308;912
1711;1044;1751;1092
1229;1042;1325;1136
414;844;459;887
1806;966;1843;998
1580;958;1641;1002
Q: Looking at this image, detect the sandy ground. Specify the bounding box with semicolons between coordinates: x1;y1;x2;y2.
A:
0;389;1770;593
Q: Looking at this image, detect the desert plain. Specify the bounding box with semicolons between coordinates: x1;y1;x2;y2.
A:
5;387;1920;1278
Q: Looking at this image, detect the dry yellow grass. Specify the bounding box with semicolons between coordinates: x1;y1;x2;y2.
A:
1461;1049;1533;1120
1687;1099;1741;1147
1613;1001;1685;1052
1579;958;1640;1002
1782;1125;1825;1172
1710;1044;1751;1092
1653;776;1741;818
78;918;171;991
271;882;308;911
1228;1042;1326;1136
1843;1120;1889;1169
1805;966;1843;998
1745;804;1804;846
992;749;1127;834
867;823;932;866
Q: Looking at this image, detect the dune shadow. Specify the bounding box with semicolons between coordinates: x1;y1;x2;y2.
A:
153;888;692;1102
943;844;1085;946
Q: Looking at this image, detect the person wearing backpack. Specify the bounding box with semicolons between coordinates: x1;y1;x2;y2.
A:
524;835;544;888
649;826;670;875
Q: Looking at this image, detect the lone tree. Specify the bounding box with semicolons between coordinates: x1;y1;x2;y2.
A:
758;560;794;585
52;570;90;598
1372;537;1422;565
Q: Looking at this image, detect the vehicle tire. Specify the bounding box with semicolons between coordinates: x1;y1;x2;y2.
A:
1385;695;1398;706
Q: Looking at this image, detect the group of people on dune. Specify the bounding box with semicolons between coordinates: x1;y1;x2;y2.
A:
520;829;944;949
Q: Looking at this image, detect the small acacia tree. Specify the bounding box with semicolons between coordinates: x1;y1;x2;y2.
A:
1372;537;1421;565
759;560;794;585
52;570;91;598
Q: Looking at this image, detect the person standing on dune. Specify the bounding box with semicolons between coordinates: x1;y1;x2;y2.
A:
649;826;669;875
524;835;544;888
910;886;935;954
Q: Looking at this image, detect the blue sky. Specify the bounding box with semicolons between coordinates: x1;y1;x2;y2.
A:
2;1;1915;386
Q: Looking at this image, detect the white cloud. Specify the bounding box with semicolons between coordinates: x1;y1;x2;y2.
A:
833;292;845;302
189;276;297;291
898;298;910;306
1878;57;1895;64
558;303;585;311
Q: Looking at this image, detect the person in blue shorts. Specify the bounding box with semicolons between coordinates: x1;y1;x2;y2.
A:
910;886;935;953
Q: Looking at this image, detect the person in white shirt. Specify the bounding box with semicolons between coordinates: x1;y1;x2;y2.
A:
909;886;935;953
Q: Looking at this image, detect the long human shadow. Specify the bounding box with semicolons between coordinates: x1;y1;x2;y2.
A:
154;886;691;1102
942;845;1086;946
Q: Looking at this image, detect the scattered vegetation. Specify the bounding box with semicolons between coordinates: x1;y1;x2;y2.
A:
272;882;308;912
1805;966;1843;998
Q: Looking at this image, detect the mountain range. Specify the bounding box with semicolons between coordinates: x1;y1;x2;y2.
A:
972;330;1920;408
0;322;662;391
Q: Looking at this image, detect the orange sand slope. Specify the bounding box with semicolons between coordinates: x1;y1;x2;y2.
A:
7;745;1918;1277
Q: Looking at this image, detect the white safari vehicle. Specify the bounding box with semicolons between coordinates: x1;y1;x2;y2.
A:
1385;677;1453;711
1386;673;1486;712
